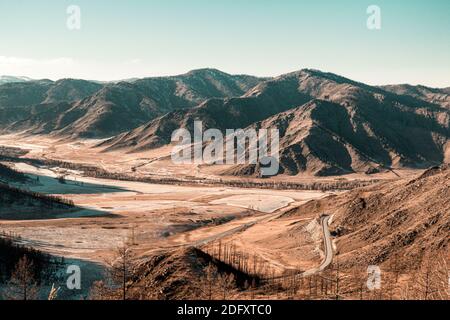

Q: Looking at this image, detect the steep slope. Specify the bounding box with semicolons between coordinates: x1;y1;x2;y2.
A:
0;163;28;184
0;183;75;220
381;84;450;109
0;163;77;220
1;69;263;138
287;165;450;268
0;80;53;110
100;71;313;150
43;79;103;103
101;69;450;176
123;247;255;300
225;97;449;176
0;79;100;128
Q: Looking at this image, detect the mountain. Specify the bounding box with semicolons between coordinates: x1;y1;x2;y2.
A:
100;71;312;151
381;84;450;109
0;79;101;127
225;96;449;176
0;75;33;85
101;69;450;176
43;79;104;103
0;69;263;138
1;68;449;176
287;165;449;268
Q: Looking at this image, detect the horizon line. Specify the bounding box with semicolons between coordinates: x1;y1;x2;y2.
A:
2;68;449;89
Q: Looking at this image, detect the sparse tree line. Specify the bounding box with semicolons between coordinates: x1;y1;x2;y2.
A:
199;241;449;300
0;146;28;158
0;236;447;300
88;243;260;301
1;155;380;192
0;163;28;183
0;183;75;207
203;242;267;284
0;232;65;300
273;255;449;300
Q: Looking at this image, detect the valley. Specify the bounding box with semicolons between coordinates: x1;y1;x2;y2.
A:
0;135;331;274
0;68;448;300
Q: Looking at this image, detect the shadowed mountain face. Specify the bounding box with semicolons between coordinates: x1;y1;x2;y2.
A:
100;72;313;150
226;98;449;176
381;84;450;109
0;79;101;127
1;68;449;176
0;69;263;138
101;70;450;176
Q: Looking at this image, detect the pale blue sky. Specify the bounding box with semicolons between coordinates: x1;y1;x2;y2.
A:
0;0;449;87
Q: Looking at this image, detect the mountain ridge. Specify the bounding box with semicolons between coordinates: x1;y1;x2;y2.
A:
99;69;450;176
1;68;449;176
0;69;263;138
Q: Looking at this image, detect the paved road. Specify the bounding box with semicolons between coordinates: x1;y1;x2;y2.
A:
187;212;334;279
302;215;333;277
266;214;334;281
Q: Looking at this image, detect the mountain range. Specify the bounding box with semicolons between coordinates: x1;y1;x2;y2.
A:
0;75;33;85
100;69;450;176
1;68;449;176
0;69;261;138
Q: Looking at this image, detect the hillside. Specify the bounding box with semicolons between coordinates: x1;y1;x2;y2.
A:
0;163;28;184
381;84;450;109
101;69;450;176
99;70;316;151
225;97;449;176
0;79;100;129
121;247;255;300
287;165;449;269
0;183;75;220
0;162;77;220
0;75;32;85
0;69;262;138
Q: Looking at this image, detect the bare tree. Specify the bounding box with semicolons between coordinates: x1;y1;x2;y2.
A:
412;253;449;300
128;224;137;246
333;257;341;300
89;280;116;300
6;255;38;300
348;268;367;300
435;254;449;300
218;273;235;300
200;264;217;300
416;258;437;300
388;252;402;284
109;244;134;300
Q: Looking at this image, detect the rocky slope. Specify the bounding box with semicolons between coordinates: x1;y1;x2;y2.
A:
226;96;449;176
287;165;449;268
381;84;450;109
0;69;262;138
102;70;450;176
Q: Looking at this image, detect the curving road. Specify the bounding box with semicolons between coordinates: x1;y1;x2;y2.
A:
302;214;333;277
189;212;335;278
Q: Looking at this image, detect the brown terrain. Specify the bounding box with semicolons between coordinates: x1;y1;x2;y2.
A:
0;69;448;300
287;165;449;268
101;70;449;176
0;69;262;138
113;166;448;300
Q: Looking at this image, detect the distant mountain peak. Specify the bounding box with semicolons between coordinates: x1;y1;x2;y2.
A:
0;75;33;85
186;68;228;75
